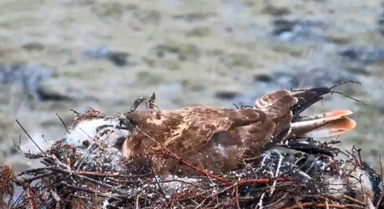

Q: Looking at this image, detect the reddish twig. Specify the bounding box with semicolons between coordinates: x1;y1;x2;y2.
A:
235;184;240;209
238;177;292;186
20;179;37;209
161;152;232;186
322;194;365;206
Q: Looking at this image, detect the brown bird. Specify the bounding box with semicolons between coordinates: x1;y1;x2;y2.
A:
120;87;356;175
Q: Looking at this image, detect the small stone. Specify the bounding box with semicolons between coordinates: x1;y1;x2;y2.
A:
215;90;239;100
254;74;273;83
36;79;74;101
22;42;45;51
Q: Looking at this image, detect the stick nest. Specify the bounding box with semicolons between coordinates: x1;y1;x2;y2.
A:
1;109;383;209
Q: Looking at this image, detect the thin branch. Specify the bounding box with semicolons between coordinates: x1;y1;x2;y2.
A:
15;120;46;155
145;156;167;201
56;113;69;134
69;109;80;115
329;80;361;90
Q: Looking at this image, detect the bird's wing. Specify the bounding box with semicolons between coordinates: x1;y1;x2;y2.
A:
254;89;293;110
123;106;278;156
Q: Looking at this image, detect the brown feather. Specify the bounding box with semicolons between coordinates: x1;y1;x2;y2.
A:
121;88;354;175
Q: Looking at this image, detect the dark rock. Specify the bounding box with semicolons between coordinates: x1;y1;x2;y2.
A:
108;52;129;67
371;149;379;157
273;19;298;35
271;67;357;89
22;42;45;51
91;2;126;20
133;9;161;24
225;27;233;33
219;53;253;68
186;27;210;37
340;46;384;65
36;85;72;101
378;15;384;36
344;65;370;76
36;79;84;102
0;64;52;101
172;12;213;22
254;74;273;83
153;43;201;61
83;46;136;67
272;18;325;42
324;35;352;45
215;91;239;100
262;4;290;16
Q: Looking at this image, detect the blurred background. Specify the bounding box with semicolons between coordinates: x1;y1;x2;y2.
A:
1;0;384;171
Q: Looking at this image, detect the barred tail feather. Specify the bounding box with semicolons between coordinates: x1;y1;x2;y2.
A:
291;110;356;138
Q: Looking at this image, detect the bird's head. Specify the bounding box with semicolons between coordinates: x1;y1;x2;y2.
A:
117;114;137;158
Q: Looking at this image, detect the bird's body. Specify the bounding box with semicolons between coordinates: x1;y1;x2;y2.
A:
121;88;356;175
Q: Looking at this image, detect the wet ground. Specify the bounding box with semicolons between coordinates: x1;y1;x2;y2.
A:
1;0;384;170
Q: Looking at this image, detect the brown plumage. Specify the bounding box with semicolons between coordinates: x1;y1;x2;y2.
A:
121;88;356;175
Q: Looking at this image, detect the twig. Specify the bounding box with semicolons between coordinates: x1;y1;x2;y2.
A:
270;150;283;196
50;189;62;205
59;183;120;198
238;177;292;186
16;120;46;155
69;109;80;115
45;166;126;195
256;192;266;209
235;184;240;209
329;80;361;90
74;142;98;170
195;184;236;208
56;113;69;134
321;194;365;206
11;190;25;208
135;194;141;209
75;171;149;178
12;135;22;153
78;127;94;140
328;81;366;105
145;156;167;201
351;146;363;166
292;80;366;105
358;174;366;204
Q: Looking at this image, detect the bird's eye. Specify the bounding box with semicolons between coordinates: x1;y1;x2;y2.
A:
118;117;136;130
128;118;136;126
118;117;129;128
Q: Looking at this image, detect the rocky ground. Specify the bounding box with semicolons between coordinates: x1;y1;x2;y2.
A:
1;0;384;171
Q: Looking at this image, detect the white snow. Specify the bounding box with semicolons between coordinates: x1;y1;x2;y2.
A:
65;119;119;147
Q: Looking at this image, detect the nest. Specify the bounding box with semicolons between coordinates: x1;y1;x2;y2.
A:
1;108;384;209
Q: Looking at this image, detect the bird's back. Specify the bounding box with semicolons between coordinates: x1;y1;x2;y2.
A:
122;90;298;175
